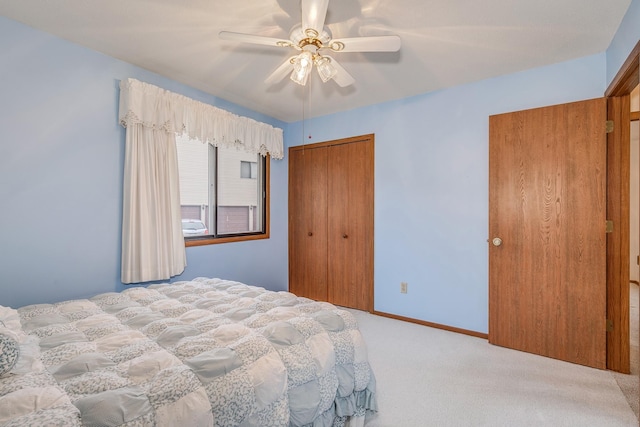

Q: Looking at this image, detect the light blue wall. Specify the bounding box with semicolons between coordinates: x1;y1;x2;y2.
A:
606;0;640;86
286;53;606;333
0;17;289;308
1;4;633;334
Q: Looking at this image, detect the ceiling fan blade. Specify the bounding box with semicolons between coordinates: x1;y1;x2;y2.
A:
219;31;292;48
324;56;355;87
265;57;296;85
329;35;401;53
301;0;329;35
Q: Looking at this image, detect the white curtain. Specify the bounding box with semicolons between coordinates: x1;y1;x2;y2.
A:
121;126;185;283
118;78;283;284
118;78;284;159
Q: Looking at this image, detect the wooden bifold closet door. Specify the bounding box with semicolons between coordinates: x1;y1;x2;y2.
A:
288;134;374;311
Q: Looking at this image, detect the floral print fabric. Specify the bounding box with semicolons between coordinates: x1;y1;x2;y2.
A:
0;278;377;426
0;332;19;375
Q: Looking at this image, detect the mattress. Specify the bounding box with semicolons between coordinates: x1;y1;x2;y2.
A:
0;278;377;426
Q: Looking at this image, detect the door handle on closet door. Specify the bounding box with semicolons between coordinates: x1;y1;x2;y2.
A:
342;234;348;239
308;232;313;236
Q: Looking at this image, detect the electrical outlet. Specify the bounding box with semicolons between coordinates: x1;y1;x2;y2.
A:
400;282;408;293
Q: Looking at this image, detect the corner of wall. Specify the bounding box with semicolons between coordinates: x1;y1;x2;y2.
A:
606;0;640;86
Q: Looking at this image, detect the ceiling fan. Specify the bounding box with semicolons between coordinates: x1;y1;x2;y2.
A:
219;0;401;87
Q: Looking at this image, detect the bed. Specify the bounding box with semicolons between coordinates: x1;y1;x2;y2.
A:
0;278;377;426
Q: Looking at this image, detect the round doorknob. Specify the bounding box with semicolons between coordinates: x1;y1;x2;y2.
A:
492;237;502;247
343;234;348;239
308;232;313;236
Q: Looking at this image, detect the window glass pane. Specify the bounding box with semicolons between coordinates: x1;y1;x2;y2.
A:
176;133;266;241
240;161;258;179
240;161;251;178
176;134;210;235
217;147;263;235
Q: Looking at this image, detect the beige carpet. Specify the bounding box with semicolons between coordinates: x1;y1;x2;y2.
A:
350;307;638;426
612;282;639;419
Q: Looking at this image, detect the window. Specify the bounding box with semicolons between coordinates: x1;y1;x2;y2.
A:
176;134;268;245
240;161;258;179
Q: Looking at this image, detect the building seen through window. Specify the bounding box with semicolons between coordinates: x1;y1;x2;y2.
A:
176;134;265;239
240;160;258;179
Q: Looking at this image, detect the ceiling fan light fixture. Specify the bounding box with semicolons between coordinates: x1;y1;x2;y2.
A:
290;51;313;86
289;25;306;45
329;41;345;52
220;0;401;88
315;56;337;82
289;24;332;47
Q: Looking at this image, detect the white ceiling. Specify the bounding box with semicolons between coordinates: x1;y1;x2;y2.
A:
0;0;632;123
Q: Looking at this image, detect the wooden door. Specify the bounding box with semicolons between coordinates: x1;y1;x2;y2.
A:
289;134;374;311
289;146;328;302
488;98;607;369
327;138;374;311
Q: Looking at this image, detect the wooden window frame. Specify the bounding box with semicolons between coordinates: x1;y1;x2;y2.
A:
185;154;271;247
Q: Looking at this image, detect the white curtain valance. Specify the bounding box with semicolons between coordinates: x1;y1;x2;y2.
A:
118;78;284;159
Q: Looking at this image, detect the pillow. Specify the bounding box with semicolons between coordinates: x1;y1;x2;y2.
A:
0;332;20;376
0;305;21;332
10;334;44;375
0;326;43;377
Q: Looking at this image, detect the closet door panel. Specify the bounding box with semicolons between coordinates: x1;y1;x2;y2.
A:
289;147;328;301
327;140;374;311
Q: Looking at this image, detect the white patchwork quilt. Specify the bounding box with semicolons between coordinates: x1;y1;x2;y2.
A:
0;278;377;426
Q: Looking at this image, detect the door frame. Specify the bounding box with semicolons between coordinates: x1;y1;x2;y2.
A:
605;39;639;373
